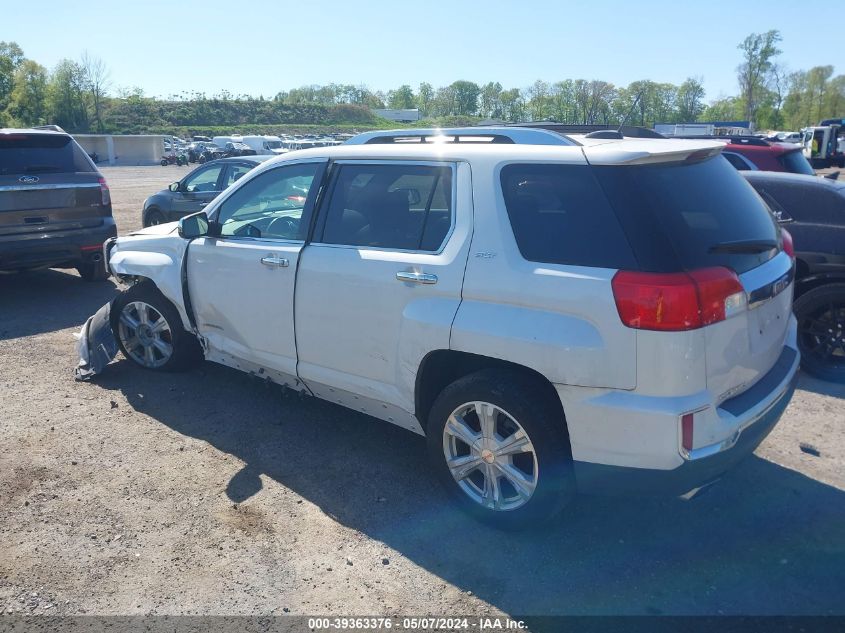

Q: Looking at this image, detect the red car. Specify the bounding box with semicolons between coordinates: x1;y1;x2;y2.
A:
719;136;816;175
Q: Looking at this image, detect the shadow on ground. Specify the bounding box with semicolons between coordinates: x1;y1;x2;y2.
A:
0;269;117;340
797;372;845;399
92;359;845;619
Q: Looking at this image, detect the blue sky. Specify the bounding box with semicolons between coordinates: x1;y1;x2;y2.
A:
4;0;834;102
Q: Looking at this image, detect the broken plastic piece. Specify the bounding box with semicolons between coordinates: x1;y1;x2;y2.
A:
74;301;119;381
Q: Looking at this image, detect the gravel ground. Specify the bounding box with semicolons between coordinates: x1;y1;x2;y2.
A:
0;165;844;620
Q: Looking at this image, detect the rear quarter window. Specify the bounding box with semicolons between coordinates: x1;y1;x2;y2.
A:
499;164;637;269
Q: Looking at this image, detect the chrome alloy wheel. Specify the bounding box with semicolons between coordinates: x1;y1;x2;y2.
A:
117;301;174;368
442;401;539;511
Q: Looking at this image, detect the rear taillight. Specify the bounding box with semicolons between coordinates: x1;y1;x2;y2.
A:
98;176;111;206
612;267;746;331
781;228;795;259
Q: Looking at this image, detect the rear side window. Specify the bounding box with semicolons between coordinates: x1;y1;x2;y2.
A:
500;164;636;269
0;133;95;174
319;163;452;251
778;150;815;176
593;156;779;274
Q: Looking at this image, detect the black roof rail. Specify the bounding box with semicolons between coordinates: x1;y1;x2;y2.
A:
498;122;666;139
364;133;516;145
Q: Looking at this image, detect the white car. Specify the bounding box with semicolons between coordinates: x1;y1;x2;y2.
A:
104;128;799;528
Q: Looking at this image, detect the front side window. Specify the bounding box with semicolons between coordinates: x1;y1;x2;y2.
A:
319;163;452;251
216;162;320;240
184;165;223;193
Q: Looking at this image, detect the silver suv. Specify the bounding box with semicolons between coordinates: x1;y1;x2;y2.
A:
100;128;799;528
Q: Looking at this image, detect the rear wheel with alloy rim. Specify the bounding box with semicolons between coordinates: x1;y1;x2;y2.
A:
427;368;575;528
110;281;202;372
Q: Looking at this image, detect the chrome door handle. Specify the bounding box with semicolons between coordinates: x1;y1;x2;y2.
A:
396;271;437;285
260;255;289;268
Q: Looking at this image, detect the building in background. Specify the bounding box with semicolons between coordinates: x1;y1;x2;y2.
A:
73;134;165;166
372;109;422;123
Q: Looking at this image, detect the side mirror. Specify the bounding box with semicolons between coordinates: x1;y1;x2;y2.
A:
178;211;209;239
169;181;181;192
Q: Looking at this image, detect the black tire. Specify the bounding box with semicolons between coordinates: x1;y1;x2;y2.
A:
426;368;575;529
144;208;167;227
794;283;845;383
110;281;203;372
160;159;168;166
76;258;109;282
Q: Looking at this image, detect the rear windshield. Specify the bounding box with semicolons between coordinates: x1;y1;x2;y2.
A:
593;156;780;274
778;149;815;176
0;133;95;175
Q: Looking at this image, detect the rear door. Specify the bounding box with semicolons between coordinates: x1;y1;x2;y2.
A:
294;160;469;427
0;133;106;237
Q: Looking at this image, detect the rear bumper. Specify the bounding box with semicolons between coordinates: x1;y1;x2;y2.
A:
572;344;800;496
0;218;117;270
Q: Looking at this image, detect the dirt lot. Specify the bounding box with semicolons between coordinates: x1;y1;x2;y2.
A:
0;165;844;621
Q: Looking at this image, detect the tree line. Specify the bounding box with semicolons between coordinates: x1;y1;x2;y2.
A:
0;31;841;135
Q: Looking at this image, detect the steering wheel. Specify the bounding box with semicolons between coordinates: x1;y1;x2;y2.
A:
266;216;299;238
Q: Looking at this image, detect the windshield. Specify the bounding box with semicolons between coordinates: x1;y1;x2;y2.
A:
593;155;780;274
265;141;283;149
0;134;95;175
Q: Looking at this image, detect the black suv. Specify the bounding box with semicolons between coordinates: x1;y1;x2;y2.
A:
0;128;116;281
743;171;845;382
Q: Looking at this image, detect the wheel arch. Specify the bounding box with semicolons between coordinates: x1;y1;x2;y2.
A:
143;205;164;227
414;349;566;434
794;269;845;298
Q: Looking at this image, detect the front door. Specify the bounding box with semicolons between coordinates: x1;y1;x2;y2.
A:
186;160;326;380
173;162;225;217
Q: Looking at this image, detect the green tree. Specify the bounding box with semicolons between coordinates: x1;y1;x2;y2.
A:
478;81;503;119
526;79;550;121
676;77;706;122
450;80;480;116
736;30;782;123
387;84;415;110
499;88;525;122
6;59;48;126
416;82;434;117
0;41;25;122
46;59;89;131
81;52;110;132
699;96;743;122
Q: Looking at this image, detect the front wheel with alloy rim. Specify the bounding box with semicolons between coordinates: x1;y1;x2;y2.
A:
110;282;202;372
426;369;575;529
794;283;845;383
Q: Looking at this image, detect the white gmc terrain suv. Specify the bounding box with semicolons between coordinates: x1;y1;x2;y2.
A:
104;127;799;528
